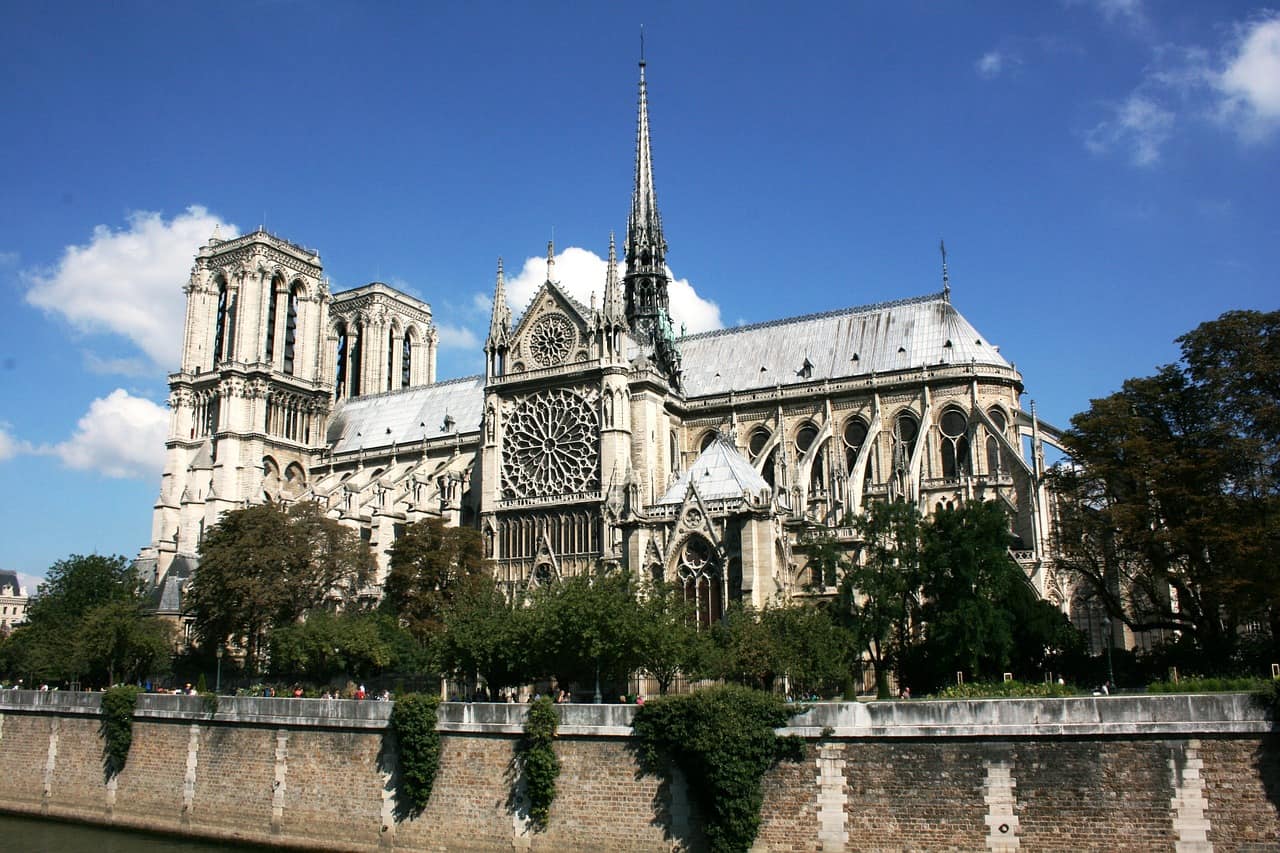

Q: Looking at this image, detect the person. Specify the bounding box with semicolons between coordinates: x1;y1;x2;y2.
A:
293;685;304;698
900;686;911;700
356;684;367;700
636;694;645;706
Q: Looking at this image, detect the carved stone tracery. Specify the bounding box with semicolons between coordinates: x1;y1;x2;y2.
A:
527;313;576;367
501;388;598;499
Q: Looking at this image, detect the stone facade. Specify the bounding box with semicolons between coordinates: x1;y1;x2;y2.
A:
137;61;1070;622
0;570;27;634
0;692;1275;851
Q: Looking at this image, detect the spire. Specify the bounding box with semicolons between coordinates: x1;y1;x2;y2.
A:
940;239;950;301
488;257;511;345
624;50;669;332
604;231;624;322
546;240;556;283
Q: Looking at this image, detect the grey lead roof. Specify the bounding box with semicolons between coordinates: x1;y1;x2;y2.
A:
658;437;770;505
327;375;486;453
677;292;1011;397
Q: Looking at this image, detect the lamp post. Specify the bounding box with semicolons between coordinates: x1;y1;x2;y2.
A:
1101;616;1115;691
215;644;224;694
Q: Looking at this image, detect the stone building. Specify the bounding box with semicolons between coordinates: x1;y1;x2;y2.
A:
0;570;28;635
137;60;1067;621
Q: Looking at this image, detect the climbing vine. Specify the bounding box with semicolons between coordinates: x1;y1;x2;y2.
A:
390;693;442;814
100;685;141;777
632;684;806;853
520;696;560;829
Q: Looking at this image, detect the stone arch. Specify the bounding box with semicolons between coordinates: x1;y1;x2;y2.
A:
939;406;971;479
671;533;723;628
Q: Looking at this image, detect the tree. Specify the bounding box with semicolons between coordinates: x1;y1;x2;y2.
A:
434;572;532;694
1051;310;1280;663
383;519;487;641
77;600;174;686
707;604;781;691
836;501;925;698
525;570;645;695
762;602;849;698
185;501;371;673
270;611;410;682
0;554;153;685
634;581;708;695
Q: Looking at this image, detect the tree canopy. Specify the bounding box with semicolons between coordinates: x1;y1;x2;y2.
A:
1051;309;1280;664
185;501;371;673
383;518;487;641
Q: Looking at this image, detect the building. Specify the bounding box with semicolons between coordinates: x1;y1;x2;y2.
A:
0;571;29;635
137;60;1067;622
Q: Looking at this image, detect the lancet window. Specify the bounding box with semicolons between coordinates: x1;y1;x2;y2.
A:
401;331;413;388
986;407;1007;476
334;323;348;399
212;279;233;367
283;284;300;375
891;412;919;498
678;536;722;628
264;274;283;365
496;511;602;561
939;408;970;479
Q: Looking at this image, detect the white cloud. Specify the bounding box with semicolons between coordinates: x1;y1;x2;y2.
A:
0;250;18;268
41;389;168;479
83;351;155;377
1086;94;1175;166
436;323;481;350
502;245;722;334
976;51;1005;79
1216;14;1280;140
0;424;31;462
24;206;237;370
1092;0;1143;23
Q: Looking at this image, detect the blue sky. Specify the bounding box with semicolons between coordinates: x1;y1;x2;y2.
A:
2;1;1277;590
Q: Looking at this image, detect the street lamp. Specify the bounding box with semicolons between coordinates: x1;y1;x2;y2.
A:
215;644;224;694
1101;616;1115;691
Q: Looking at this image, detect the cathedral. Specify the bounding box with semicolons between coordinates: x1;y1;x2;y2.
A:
138;60;1065;624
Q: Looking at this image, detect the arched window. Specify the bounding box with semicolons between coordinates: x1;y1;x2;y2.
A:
795;423;818;455
401;330;413;388
670;430;680;474
699;430;717;452
283;283;301;375
796;423;824;493
349;323;363;397
264;274;283;365
334;323;348;399
891;412;919;498
678;536;722;628
940;408;970;479
748;428;771;460
386;326;397;392
212;280;229;367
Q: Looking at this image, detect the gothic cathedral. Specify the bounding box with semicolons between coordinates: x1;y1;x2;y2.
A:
138;61;1064;621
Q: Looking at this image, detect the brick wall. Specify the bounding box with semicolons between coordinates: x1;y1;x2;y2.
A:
0;693;1275;852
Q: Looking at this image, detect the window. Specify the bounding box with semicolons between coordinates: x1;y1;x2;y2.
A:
699;430;716;452
678;536;722;628
891;412;919;498
748;428;771;460
283;284;300;375
940;408;970;479
334;324;348;399
795;423;818;454
212;281;229;366
401;331;412;388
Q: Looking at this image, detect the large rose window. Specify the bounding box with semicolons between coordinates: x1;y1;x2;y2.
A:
527;314;575;367
502;388;599;499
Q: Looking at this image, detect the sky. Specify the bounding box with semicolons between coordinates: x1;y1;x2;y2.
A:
1;1;1277;591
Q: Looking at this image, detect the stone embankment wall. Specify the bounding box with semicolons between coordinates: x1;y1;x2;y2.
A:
0;691;1275;851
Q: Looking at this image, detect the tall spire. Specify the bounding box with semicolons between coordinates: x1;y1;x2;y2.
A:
604;231;624;322
940;239;951;301
624;49;670;336
488;257;511;344
545;239;556;283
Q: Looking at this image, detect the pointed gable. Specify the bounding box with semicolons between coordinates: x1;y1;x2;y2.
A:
658;435;771;505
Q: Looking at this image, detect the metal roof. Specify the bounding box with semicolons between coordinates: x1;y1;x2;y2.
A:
677;292;1011;397
327;375;485;454
658;436;771;505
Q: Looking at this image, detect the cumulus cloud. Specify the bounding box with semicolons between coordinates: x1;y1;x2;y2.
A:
1216;14;1280;140
0;423;31;462
501;245;722;334
24;206;238;371
436;323;481;350
1086;93;1175;166
41;389;168;479
976;51;1006;79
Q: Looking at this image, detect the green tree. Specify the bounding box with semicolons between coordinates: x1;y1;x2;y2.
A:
634;581;708;695
383;519;487;641
707;604;781;691
0;554;161;686
762;602;849;698
435;573;532;694
270;611;407;681
77;600;174;686
1051;309;1280;661
837;501;925;698
185;502;371;673
916;502;1041;686
525;570;644;695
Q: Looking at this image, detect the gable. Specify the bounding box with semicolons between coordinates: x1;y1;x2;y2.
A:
508;282;594;372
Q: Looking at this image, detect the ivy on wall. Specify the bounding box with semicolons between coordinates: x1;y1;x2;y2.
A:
632;684;806;853
100;685;142;778
520;696;560;829
390;693;442;815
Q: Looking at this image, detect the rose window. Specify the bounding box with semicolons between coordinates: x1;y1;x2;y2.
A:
502;388;599;499
528;314;576;367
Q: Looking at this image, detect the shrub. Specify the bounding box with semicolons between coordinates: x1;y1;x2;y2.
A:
632;684;805;853
520;696;560;828
390;693;442;814
1148;676;1269;694
100;685;141;777
929;680;1077;699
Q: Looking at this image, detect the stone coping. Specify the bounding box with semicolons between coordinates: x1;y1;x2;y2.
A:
0;690;1270;737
